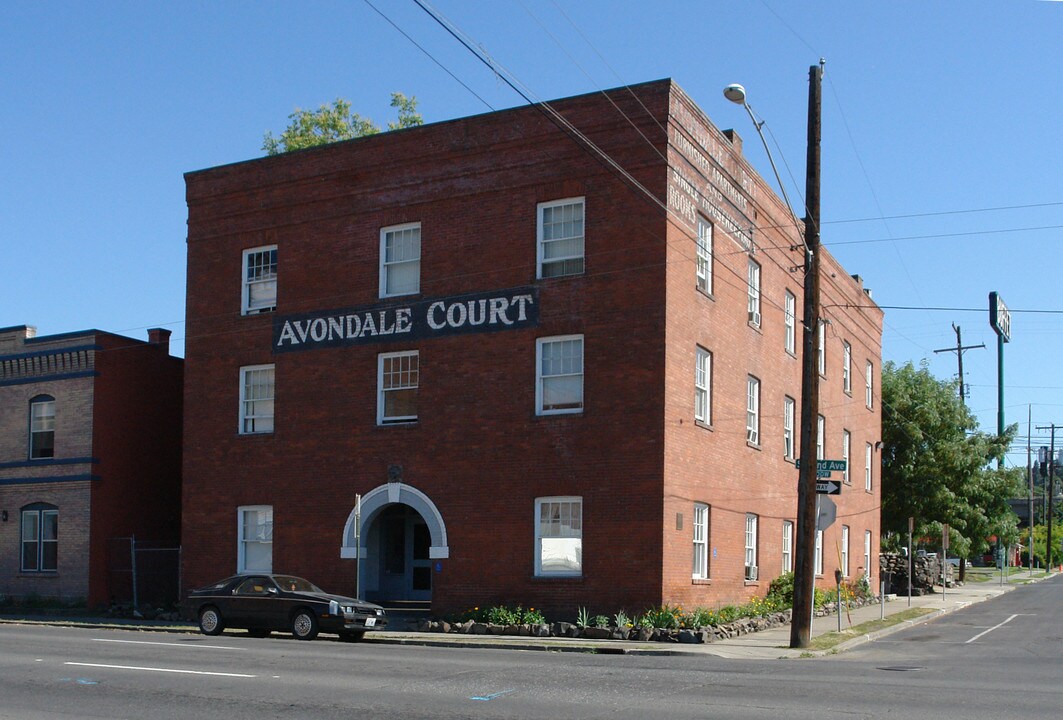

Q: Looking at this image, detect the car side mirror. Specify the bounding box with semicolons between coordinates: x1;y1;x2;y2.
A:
267;587;278;594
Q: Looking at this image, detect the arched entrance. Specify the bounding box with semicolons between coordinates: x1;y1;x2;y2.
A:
340;482;448;604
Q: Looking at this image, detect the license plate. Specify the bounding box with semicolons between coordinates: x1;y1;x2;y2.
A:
365;617;376;627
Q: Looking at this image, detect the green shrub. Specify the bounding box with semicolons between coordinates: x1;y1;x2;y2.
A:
767;571;795;605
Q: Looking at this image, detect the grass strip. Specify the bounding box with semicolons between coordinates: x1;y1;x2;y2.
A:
806;607;936;651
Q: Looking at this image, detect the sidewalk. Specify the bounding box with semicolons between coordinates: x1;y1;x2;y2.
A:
0;570;1049;660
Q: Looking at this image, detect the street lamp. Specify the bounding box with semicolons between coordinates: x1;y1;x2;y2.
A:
724;65;823;649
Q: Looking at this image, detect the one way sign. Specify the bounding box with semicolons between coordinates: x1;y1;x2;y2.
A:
816;480;841;495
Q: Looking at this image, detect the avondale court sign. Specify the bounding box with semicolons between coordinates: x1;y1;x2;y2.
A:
272;287;540;353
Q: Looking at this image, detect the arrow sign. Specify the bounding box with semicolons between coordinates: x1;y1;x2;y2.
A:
816;480;841;495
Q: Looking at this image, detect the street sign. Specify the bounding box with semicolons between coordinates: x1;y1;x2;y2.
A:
817;496;837;531
816;469;832;478
796;459;847;472
816;480;841;495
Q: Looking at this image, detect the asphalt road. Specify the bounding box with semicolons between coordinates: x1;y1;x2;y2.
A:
2;577;1061;719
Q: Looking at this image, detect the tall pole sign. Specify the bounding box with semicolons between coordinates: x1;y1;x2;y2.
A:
989;292;1010;469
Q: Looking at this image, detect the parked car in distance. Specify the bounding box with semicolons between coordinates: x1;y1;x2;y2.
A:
185;574;387;641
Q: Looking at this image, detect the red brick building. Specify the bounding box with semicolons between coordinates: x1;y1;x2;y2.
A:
0;325;182;606
182;79;881;617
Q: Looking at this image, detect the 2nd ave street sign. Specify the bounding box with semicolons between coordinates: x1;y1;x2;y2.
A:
796;459;847;472
816;480;841;495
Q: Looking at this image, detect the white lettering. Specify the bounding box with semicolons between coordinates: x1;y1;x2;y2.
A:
447;302;468;328
361;313;377;337
510;294;533;322
489;297;513;325
427;301;447;330
310;318;328;342
293;320;311;343
395;308;413;334
328;317;344;340
467;299;487;326
346;314;361;337
377;310;395;335
277;321;300;346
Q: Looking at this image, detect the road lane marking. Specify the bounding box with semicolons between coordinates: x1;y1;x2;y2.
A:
65;662;255;678
92;639;242;650
965;614;1018;644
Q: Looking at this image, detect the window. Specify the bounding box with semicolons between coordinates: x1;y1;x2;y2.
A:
692;503;709;579
535;497;582;576
865;442;874;492
864;530;873;579
866;361;874;409
842;341;852;394
378;351;419;424
747;258;761;326
242;246;277;314
536;336;583;415
841;525;851;578
842;430;851;484
746;376;760;445
696;216;713;294
784;291;796;354
782;520;794;573
817;321;826;376
21;503;58;572
816;415;825;460
380;223;421;297
815;529;824;575
238;506;273;573
695;347;711;425
239;365;275;434
29;395;55;459
538;198;585;279
783;396;795;459
744;514;759;579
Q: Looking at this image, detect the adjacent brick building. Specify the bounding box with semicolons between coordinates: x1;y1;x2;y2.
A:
182;79;882;617
0;325;183;606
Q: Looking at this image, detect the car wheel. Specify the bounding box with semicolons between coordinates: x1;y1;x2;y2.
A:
291;610;319;641
199;606;224;636
339;630;365;642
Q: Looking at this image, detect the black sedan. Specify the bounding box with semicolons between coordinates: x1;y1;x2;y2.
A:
185;574;387;641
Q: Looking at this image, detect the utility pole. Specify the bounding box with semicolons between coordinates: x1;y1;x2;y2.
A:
790;63;823;650
1036;424;1058;572
932;324;984;405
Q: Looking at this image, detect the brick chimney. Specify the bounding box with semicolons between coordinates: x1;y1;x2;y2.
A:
147;328;171;354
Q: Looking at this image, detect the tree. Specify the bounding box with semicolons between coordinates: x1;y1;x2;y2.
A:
262;92;423;156
880;361;1023;565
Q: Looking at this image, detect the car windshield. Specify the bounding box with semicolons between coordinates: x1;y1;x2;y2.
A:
273;575;322;593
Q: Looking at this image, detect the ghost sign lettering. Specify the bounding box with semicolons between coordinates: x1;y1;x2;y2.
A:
273;287;539;353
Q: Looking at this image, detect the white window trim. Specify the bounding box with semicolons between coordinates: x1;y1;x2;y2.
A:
695;346;711;425
815;529;824;576
744;514;759;575
239;364;275;435
864;530;873;579
692;503;709;579
379;222;421;298
783;396;795;459
534;496;583;577
696;216;713;295
784;291;796;354
747;259;761;326
866;361;874;409
537;197;586;279
377;350;419;425
536;335;584;416
841;525;851;578
842;430;851;484
816;415;825;460
29;396;55;460
817;321;826;376
782;520;794;573
746;376;760;445
237;505;273;573
865;442;874;492
842;341;852;393
241;245;277;315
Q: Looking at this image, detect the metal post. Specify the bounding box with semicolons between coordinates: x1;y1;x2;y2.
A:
836;570;842;633
130;535;139;615
354;494;362;600
907;517;913;608
880;581;885;620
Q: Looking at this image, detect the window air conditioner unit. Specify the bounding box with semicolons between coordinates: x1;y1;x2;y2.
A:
748;310;761;325
745;565;759;581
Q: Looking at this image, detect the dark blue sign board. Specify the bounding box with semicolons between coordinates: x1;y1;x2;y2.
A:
273;286;539;354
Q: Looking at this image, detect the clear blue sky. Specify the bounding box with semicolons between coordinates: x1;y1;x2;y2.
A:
3;1;1061;466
